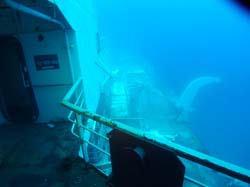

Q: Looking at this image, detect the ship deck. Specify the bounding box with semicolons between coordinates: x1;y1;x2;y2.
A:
0;122;107;187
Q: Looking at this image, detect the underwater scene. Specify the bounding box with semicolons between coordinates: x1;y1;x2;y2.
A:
83;0;250;186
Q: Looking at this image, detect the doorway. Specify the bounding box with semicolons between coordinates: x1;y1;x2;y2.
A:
0;36;39;123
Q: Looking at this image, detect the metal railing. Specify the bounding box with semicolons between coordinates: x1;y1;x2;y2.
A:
61;78;250;186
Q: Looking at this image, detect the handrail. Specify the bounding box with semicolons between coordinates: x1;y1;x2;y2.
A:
62;78;250;184
61;99;250;184
67;89;84;122
71;121;109;141
185;176;210;187
70;112;210;187
63;78;82;101
70;121;110;156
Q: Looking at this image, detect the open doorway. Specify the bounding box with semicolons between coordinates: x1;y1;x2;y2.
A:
0;36;39;123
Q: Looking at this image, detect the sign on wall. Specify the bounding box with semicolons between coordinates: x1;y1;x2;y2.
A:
34;54;59;71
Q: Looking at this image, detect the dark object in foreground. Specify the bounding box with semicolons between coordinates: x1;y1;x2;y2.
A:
108;129;185;187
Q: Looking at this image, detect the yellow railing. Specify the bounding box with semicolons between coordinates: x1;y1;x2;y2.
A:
61;78;250;186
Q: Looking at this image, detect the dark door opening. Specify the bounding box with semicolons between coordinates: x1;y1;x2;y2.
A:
0;36;39;123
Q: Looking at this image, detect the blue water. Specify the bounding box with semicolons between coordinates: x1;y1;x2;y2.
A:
94;0;250;170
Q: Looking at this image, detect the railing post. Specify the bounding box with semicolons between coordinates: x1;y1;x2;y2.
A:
75;113;89;162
